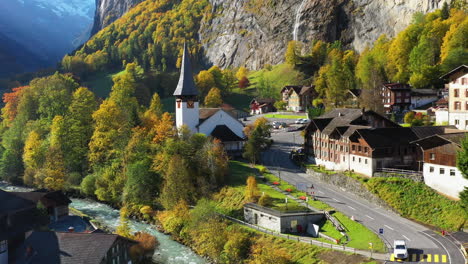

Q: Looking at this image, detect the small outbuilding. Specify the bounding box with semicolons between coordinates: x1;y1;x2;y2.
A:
243;203;323;235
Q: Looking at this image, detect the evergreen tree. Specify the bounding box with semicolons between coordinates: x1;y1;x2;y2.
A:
160;156;195;209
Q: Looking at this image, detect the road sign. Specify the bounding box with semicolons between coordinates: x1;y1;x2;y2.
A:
379;228;384;234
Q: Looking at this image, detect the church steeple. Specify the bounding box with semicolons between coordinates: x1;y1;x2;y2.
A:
174;43;199;133
173;43;198;96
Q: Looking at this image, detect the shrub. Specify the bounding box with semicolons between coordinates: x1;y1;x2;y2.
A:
258;194;272;207
130;232;159;261
80;174;97;196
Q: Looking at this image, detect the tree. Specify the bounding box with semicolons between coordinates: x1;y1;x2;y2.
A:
208;66;224;90
196;70;216;97
285;41;300;65
238;76;250;89
159;156;195;209
116;207;134;239
221;226;250;263
236;66;249;81
404;111;416;124
152;112;175;144
245;176;259;202
204;87;223;107
109;70;139;126
23;131;46;172
310;40;328;69
274;101;287;111
130;232;159;262
249;237;292;264
148;93;163;118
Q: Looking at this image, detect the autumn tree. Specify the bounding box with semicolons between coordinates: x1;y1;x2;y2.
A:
204;87;223;107
116;207;134;239
285;41;300;65
245;176;259;202
159;156;195;209
152;112;175;144
249;237;293;264
236;66;249;81
238;76;250;89
196;70;216;97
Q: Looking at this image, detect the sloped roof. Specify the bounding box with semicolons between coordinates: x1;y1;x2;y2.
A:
173;43;198;96
354;128;419;148
250;98;276;105
15;231;137;264
198;108;244;128
410;89;438;96
0;189;36;215
410;126;457;139
412;133;466;150
440;65;468;79
10;191;71;207
211;125;245;142
383;83;411;90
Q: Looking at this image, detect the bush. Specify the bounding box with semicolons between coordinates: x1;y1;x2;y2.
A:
80;174;97;196
274;100;288;111
130;232;159;262
404;111;415;124
258;194;272;207
67;172;83;186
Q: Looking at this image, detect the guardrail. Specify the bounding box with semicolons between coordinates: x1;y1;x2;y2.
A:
375;168;423;177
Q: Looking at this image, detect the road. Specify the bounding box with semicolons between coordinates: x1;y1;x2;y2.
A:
253;116;465;264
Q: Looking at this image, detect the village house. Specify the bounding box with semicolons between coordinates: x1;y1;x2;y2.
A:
14;231;137;264
174;44;245;153
440;65;468;130
0;190;43;264
249;98;276;115
10;191;71;222
381;83;411;113
280;85;317;112
243;203;323;235
412;133;468;199
410;89;439;110
304;108;456;177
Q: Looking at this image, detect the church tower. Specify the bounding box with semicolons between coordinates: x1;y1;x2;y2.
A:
174;43;199;133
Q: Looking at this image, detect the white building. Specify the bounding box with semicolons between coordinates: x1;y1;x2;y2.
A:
441;65;468;130
413;133;468;199
173;44;245;152
410;89;439;110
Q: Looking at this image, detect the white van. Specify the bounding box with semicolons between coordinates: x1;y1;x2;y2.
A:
394;240;408;259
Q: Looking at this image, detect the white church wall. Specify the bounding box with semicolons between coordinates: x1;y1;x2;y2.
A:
199;110;245;138
176;101;199;133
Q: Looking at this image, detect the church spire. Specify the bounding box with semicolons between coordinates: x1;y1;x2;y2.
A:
173;43;198;96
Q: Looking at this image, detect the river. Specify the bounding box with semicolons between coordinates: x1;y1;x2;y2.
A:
0;182;206;264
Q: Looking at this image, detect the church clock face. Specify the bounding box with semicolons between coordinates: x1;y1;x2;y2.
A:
187;100;195;108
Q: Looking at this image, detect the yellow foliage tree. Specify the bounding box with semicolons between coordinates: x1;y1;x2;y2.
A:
204;87;223;107
236;66;249;81
245;176;259;202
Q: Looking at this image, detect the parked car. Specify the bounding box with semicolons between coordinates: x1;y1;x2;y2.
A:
295;118;310;124
393;240;408;259
272;121;287;129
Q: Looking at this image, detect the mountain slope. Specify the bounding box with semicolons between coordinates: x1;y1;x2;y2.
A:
0;0;94;73
0;32;48;78
91;0;144;35
200;0;448;69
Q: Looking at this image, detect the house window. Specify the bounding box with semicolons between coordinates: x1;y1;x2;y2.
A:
365;159;368;164
455;101;461;110
352;157;355;162
396;98;402;103
450;169;456;176
364;147;368;153
466;120;468;127
359;157;361;163
454;89;459;97
465;89;468;97
456;119;460;125
405;98;410;103
466;102;468;110
352;145;356;151
343;156;345;162
397;92;401;97
358;146;362;152
440;168;445;175
429;166;434;173
430;153;435;160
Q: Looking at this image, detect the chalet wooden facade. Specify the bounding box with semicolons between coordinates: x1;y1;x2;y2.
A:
249;98;276;114
305;108;456;177
281;85;317;112
381;83;411;113
412;133;468;199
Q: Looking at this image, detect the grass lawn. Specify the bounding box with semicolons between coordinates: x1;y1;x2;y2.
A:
400;123;411;127
82;70;125;98
365;177;467;230
264;113;307;119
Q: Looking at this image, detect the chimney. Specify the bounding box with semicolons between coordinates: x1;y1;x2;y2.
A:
68;226;74;233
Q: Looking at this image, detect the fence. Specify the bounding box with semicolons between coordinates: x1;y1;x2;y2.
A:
374;168;424;182
222;215;388;260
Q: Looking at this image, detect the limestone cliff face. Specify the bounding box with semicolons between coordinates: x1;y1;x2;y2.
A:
199;0;448;70
91;0;143;35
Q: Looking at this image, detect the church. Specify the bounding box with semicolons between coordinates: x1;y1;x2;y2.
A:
173;44;246;153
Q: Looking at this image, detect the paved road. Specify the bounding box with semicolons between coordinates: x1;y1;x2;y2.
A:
258;123;465;264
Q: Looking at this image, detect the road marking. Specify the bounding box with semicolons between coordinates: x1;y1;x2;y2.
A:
442;254;447;263
332;198;340;202
434;254;440;262
384;224;394;230
365;215;374;220
390;254;395;261
347;205;356;210
402;235;411;241
427;254;432;262
317;191;324;194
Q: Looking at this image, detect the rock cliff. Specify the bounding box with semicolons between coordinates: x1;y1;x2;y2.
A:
199;0;448;69
91;0;143;35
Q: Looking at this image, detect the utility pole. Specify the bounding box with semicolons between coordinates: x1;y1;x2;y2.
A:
278;166;282;183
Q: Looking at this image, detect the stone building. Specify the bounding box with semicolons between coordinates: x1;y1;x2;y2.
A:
441;65;468;130
243;203;323;234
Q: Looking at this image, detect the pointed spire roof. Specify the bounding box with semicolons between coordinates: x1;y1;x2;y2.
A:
173;43;198;96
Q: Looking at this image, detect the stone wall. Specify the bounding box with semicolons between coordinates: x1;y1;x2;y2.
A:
373;172;424;182
306;169;397;213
